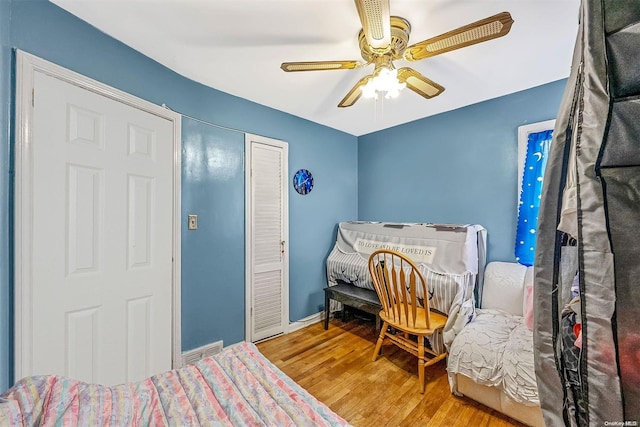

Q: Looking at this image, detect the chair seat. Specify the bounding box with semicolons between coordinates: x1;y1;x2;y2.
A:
379;308;447;335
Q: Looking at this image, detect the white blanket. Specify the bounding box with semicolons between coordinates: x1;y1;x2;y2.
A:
447;308;539;405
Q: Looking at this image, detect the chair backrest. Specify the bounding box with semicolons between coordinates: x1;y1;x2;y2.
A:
368;249;433;329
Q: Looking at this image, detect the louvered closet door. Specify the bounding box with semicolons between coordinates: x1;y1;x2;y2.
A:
246;134;288;342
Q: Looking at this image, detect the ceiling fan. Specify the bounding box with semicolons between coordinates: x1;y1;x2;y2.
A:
281;0;513;108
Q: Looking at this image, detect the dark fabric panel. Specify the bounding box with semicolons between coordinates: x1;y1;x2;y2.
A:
600;167;640;421
604;0;640;34
534;125;572;425
606;22;640;99
573;8;624;424
601;99;640;167
537;0;627;424
538;0;640;423
534;9;584;426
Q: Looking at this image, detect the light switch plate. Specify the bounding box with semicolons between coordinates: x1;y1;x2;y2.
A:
188;214;198;230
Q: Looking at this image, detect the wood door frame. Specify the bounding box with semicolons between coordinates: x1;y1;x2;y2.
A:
14;50;183;380
244;133;289;342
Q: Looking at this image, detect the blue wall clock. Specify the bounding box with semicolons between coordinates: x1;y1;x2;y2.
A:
293;169;314;195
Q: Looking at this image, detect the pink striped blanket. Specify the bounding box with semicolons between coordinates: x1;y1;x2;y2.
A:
0;342;350;426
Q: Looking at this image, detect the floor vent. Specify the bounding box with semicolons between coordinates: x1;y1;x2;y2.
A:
182;340;223;365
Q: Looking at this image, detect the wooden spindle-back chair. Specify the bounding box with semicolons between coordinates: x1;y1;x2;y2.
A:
368;249;448;393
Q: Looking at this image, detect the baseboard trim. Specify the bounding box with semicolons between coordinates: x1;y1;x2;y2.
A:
288;311;324;333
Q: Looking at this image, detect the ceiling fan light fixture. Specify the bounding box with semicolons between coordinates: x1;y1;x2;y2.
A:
361;67;406;99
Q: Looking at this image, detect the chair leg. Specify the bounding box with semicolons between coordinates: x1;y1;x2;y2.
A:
418;336;426;394
372;322;387;362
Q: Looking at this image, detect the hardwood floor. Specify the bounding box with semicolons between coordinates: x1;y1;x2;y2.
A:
257;315;526;427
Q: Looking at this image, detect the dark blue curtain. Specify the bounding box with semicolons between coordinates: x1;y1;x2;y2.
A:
515;129;553;266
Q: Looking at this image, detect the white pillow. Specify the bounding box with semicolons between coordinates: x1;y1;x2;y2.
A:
482;262;527;316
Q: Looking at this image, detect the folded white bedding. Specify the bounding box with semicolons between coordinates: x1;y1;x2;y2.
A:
447;308;539;405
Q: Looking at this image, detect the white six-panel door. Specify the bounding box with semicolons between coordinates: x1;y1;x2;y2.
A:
15;52;181;385
245;134;289;342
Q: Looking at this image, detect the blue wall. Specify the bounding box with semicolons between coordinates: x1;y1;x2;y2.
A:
0;0;358;390
181;121;246;349
358;79;567;262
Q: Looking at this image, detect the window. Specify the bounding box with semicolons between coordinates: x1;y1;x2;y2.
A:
515;120;555;266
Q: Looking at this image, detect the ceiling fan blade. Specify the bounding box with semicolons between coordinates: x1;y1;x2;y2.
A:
338;75;372;108
354;0;391;52
397;68;445;99
404;12;514;61
281;60;363;72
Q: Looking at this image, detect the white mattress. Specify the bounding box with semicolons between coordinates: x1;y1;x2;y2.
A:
447;308;539;405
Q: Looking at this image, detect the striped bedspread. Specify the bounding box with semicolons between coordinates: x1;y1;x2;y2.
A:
0;342;350;427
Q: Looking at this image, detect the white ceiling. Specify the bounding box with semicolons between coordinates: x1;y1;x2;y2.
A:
50;0;580;136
